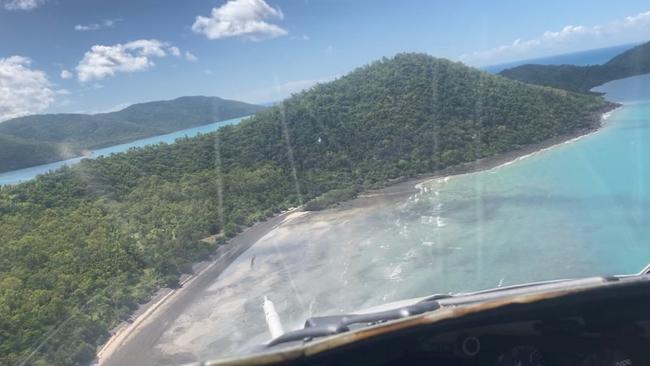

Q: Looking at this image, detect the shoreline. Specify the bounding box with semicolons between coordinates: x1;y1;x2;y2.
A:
94;104;620;365
95;209;301;366
362;103;621;198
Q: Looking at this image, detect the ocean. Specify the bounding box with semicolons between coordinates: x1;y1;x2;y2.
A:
399;75;650;289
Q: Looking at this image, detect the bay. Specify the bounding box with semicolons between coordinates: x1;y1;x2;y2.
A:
0;116;245;186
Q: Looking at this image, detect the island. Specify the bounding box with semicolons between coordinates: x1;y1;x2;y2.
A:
0;53;621;365
499;41;650;93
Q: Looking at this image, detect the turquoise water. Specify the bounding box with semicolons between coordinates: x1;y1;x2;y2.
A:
0;116;245;186
404;74;650;286
409;107;650;282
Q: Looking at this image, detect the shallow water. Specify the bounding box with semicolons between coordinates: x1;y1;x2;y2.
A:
151;75;650;363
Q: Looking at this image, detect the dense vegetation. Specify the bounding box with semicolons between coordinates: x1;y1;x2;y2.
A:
0;53;611;365
0;96;265;173
499;41;650;92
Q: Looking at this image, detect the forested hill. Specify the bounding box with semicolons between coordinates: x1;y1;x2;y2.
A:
0;53;613;365
0;96;265;173
499;41;650;92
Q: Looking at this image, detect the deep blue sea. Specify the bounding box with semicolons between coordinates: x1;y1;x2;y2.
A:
0;116;245;185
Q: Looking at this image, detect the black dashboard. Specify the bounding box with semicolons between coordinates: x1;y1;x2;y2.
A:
409;321;649;366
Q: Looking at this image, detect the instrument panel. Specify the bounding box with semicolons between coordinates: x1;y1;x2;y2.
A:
486;337;641;366
412;320;649;366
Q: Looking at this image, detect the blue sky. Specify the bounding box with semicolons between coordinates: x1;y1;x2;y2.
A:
1;0;649;121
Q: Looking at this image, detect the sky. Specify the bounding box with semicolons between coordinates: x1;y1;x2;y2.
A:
1;0;650;121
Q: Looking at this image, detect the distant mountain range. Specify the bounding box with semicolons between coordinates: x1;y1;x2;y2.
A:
499;41;650;92
0;96;265;173
482;43;636;73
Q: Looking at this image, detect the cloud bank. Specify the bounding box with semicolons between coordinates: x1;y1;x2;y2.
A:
461;10;650;65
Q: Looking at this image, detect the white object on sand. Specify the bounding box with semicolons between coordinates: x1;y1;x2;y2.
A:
263;296;284;339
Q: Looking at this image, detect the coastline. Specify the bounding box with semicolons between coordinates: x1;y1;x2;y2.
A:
363;103;621;198
94;104;620;365
95;209;302;366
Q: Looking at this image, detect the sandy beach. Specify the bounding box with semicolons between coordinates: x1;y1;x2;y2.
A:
95;105;620;366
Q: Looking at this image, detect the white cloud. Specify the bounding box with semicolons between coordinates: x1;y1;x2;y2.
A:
75;39;190;82
169;46;181;57
234;76;334;103
460;10;650;65
185;51;198;62
103;19;119;28
0;56;55;122
74;19;121;32
2;0;44;10
75;24;100;31
192;0;288;41
124;39;168;57
60;69;72;79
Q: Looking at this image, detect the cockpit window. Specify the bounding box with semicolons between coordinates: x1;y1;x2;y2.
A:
1;1;650;365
